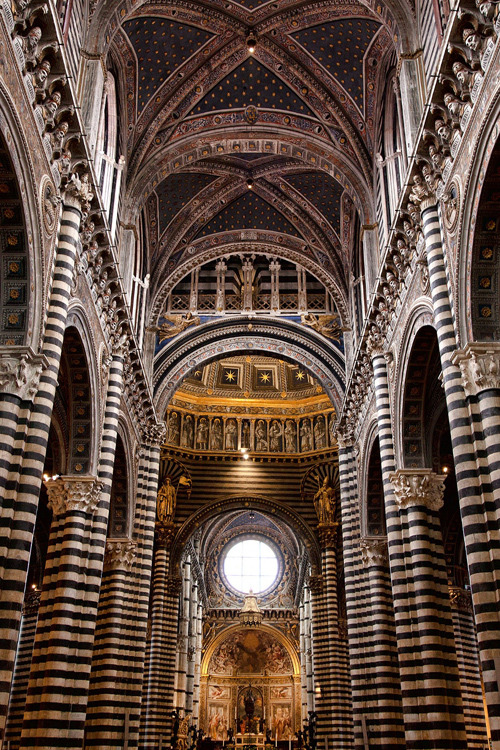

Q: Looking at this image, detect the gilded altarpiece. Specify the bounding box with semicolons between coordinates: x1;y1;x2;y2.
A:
201;627;300;742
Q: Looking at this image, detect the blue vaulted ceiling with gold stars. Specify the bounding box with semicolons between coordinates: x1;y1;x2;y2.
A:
102;0;401;329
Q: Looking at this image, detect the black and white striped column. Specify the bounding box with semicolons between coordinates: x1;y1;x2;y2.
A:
449;587;489;749
358;539;404;748
338;431;403;749
422;200;500;748
0;178;91;744
19;476;103;749
20;344;125;749
389;468;467;749
139;523;181;750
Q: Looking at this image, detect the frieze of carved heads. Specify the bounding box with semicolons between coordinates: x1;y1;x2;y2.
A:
164;408;336;455
389;469;446;512
451;343;500;396
0;347;47;400
44;475;103;516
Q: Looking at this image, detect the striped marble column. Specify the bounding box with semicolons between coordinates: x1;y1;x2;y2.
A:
422;200;500;747
20;343;125;750
0;176;92;741
389;468;467;749
371;349;467;748
358;539;404;748
338;431;402;749
308;574;328;746
139;523;181;750
338;434;369;749
19;475;103;749
449;587;489;749
84;538;138;748
318;523;352;748
4;591;41;750
174;554;191;711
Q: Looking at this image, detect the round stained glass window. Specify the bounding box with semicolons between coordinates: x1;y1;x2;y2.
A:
223;538;279;594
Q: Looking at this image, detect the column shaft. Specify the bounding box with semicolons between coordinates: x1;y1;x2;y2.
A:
422;202;500;747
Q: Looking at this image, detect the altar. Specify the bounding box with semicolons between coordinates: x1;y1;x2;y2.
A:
234;733;266;748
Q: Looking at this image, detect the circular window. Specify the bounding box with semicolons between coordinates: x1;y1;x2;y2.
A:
223;538;279;594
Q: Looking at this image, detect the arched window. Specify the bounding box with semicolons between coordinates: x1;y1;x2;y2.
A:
95;72;124;238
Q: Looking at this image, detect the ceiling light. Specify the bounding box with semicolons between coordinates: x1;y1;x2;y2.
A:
243;453;250;460
247;34;257;54
246;177;253;189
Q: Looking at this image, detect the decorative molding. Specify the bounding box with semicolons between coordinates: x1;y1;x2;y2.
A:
389;469;446;512
317;522;339;549
44;475;103;516
452;343;500;397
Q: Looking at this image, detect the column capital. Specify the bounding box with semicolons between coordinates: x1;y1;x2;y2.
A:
449;586;473;612
308;573;324;593
317;522;339;549
389;468;446;511
451;343;500;397
63;172;93;213
144;420;167;448
44;475;103;516
155;520;176;546
104;538;137;570
359;538;388;566
0;346;48;401
336;425;355;450
366;333;386;360
166;575;183;597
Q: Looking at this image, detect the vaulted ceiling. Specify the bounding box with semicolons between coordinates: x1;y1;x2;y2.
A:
93;0;413;332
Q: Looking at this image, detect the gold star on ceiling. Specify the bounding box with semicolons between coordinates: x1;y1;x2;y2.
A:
295;371;305;380
260;372;271;383
225;370;236;382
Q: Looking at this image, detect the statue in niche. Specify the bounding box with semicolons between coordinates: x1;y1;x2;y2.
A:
181;415;193;448
167;411;180;445
314;417;326;449
210;418;223;451
255;420;268;451
313;476;336;524
241;421;250;448
300;420;313;452
269;420;283;452
284;420;297;453
196;417;208;450
157;476;176;523
225;419;238;451
328;416;336;446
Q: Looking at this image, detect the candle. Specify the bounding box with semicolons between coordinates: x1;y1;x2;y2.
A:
275;732;278;747
289;739;291;750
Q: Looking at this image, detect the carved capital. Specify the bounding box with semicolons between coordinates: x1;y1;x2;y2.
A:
389;469;445;512
104;538;137;570
166;575;183;597
308;574;324;593
336;427;354;450
451;343;500;397
366;333;386;360
44;475;102;516
155;521;176;546
0;347;48;401
449;586;472;612
360;538;388;567
145;420;167;448
63;172;93;213
317;522;339;549
23;588;41;615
